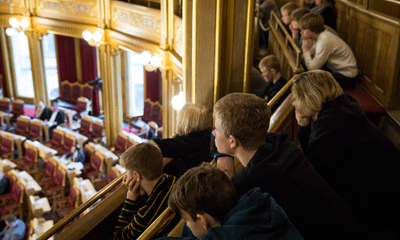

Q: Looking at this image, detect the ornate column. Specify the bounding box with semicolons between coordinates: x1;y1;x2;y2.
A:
99;44;123;146
25;30;49;106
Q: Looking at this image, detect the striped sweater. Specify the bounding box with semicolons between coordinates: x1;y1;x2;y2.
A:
113;174;180;240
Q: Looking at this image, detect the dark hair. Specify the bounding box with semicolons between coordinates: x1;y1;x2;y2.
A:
168;163;238;222
290;8;310;22
299;13;325;33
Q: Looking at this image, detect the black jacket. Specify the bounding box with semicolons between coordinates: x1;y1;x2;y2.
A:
298;94;400;226
232;132;364;240
154;129;213;176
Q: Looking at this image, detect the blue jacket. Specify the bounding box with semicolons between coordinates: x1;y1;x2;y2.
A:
0;219;26;240
160;188;303;240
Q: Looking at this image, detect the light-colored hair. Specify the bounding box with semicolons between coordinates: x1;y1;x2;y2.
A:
214;93;270;151
291;70;344;117
119;142;163;180
298;13;325;33
168;163;237;222
290;8;310;22
258;55;281;72
281;2;300;16
176;103;212;136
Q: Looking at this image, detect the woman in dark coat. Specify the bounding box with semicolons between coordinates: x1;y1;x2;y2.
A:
153;103;213;177
292;70;400;238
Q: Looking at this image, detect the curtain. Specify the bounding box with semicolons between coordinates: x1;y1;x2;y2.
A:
79;39;100;116
0;45;7;97
55;35;77;83
145;69;162;104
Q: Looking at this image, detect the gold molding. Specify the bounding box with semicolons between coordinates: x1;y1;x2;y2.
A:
74;38;82;83
173;15;182;57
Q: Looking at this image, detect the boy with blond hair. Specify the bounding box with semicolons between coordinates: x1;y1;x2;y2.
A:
212;93;364;240
280;2;299;26
113;142;181;240
258;55;286;102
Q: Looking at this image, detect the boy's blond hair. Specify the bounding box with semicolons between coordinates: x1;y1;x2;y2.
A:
258;55;281;72
281;2;300;16
119;142;163;180
176;103;212;136
214;93;270;151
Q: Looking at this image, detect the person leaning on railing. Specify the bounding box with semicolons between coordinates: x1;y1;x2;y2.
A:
292;70;400;238
113;142;181;240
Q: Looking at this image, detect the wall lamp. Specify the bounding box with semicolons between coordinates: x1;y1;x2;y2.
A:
82;30;103;44
140;51;162;72
6;17;30;36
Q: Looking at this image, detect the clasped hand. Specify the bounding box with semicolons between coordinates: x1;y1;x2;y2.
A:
123;175;145;201
302;38;315;52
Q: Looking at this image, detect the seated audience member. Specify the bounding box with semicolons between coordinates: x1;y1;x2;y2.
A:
257;0;280;48
153;103;213;177
304;0;316;9
299;13;358;88
289;8;310;48
65;144;86;164
0;214;26;240
40;104;65;138
164;163;304;240
138;124;157;140
258;56;287;112
213;93;364;240
311;0;336;29
113;142;181;240
292;70;400;238
34;101;45;118
251;67;268;98
280;2;299;27
0;172;8;195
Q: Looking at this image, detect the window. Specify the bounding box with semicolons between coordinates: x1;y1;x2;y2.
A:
125;51;144;117
42;33;59;100
10;31;34;98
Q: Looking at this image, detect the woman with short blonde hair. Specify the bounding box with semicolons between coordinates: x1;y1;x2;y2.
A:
175;103;211;136
292;70;400;236
154;103;213;177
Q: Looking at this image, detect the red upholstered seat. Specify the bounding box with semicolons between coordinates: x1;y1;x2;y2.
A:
11;100;25;119
56;187;78;219
142;100;152;123
91;121;103;142
0;136;14;159
0;98;11;112
38;161;56;187
15;118;29;136
18;147;38;172
0;180;22;218
29;121;42;141
51;130;64;149
151;102;162;127
113;134;127;155
77;100;87;114
62;134;75;153
71;84;82;104
344;83;385;125
82;84;93;101
60;81;72;103
42;168;65;205
79;118;91;137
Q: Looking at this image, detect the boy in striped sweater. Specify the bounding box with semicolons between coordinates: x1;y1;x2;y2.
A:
113;142;181;240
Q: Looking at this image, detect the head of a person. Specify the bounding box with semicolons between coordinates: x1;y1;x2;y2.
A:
140;124;150;134
168;163;238;238
213;93;270;154
5;214;17;226
289;8;310;32
281;2;300;25
258;55;281;83
119;142;163;182
71;144;80;153
176;103;212;136
299;13;325;39
291;70;344;118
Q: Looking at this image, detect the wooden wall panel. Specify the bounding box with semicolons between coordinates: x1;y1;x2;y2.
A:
336;0;400;110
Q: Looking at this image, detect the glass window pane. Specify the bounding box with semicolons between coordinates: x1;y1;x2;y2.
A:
10;31;34;98
126;51;144;117
42;33;59;100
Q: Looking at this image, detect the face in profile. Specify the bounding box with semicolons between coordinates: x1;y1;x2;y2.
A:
212;117;232;155
181;211;207;238
281;10;291;25
260;67;273;83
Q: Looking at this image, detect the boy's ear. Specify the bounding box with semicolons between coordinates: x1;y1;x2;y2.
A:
133;171;141;181
229;135;239;149
197;213;220;229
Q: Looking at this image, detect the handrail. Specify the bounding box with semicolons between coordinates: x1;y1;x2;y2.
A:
267;79;294;110
37;173;126;240
268;94;294;133
270;11;302;57
137;207;178;240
